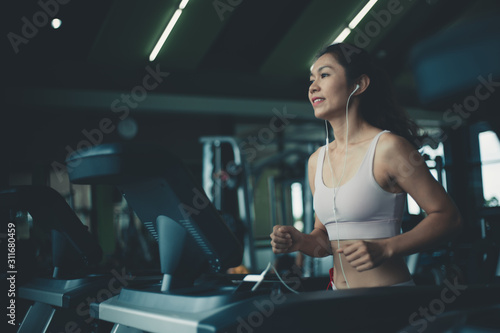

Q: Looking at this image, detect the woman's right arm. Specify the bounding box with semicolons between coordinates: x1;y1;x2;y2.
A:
270;218;331;257
270;149;332;257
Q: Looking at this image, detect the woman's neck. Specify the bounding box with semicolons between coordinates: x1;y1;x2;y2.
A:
328;109;370;147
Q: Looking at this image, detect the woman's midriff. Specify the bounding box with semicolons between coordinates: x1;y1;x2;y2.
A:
330;239;412;289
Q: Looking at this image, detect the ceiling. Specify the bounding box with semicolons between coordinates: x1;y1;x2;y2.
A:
4;0;498;113
2;0;500;175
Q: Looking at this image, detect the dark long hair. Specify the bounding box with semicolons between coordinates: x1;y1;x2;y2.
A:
316;43;422;148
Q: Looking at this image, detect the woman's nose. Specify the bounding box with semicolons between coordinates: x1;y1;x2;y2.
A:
309;81;319;94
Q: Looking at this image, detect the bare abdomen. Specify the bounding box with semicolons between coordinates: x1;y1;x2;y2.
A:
330;239;412;289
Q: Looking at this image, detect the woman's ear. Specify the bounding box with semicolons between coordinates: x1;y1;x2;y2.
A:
354;74;370;95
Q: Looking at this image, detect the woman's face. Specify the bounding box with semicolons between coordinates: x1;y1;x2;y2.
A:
308;53;352;119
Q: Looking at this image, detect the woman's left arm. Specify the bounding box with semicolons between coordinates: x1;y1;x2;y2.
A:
382;135;462;257
338;134;462;271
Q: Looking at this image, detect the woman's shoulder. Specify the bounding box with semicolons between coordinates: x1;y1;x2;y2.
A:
307;146;325;191
308;146;324;163
378;131;419;161
307;146;324;171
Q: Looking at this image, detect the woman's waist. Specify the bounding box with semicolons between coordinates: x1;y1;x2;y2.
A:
324;219;402;240
331;241;411;289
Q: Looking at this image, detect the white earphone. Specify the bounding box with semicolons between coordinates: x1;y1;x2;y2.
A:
324;84;360;145
324;83;360;289
353;84;360;94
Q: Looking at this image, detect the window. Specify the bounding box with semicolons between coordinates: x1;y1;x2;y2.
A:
407;142;447;215
291;182;304;232
478;130;500;207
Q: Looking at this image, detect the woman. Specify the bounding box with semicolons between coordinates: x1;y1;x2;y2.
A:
270;43;462;289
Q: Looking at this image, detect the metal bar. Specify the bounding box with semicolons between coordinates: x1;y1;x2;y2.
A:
303;143;315;277
18;302;55;333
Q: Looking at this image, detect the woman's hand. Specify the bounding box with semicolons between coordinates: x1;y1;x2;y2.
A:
337;239;392;272
270;225;303;254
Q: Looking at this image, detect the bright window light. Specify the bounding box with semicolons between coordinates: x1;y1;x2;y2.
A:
291;182;303;220
348;0;378;29
479;130;500;207
150;0;190;62
51;18;62;29
294;220;304;233
333;27;352;44
407;194;420;215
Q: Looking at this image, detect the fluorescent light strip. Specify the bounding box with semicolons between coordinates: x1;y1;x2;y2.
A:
331;0;378;44
333;27;352;44
179;0;189;9
348;0;378;29
149;0;190;62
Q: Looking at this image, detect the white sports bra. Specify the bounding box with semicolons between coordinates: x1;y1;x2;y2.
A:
313;130;406;240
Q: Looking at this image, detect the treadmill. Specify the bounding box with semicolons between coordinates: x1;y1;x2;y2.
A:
66;142;500;333
0;186;110;332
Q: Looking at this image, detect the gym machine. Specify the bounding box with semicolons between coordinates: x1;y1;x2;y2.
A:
66;141;247;332
0;186;109;332
199;136;257;272
64;141;500;332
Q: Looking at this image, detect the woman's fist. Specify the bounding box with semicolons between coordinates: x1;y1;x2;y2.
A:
270;225;302;254
336;239;391;272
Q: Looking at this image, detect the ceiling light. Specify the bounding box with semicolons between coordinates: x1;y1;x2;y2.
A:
348;0;378;29
333;27;352;44
179;0;190;10
149;0;190;62
331;0;379;44
51;18;62;29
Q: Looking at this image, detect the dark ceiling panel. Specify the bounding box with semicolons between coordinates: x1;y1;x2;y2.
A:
371;0;472;75
199;0;313;72
153;0;240;71
259;0;361;78
410;16;500;105
87;0;177;67
370;0;493;108
4;0;113;87
3;0;500;112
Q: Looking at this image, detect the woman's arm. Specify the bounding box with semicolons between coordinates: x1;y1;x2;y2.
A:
270;218;332;257
382;135;462;257
338;134;462;271
270;148;332;258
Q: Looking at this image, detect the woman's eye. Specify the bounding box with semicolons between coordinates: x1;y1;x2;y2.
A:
321;73;329;78
309;79;314;84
